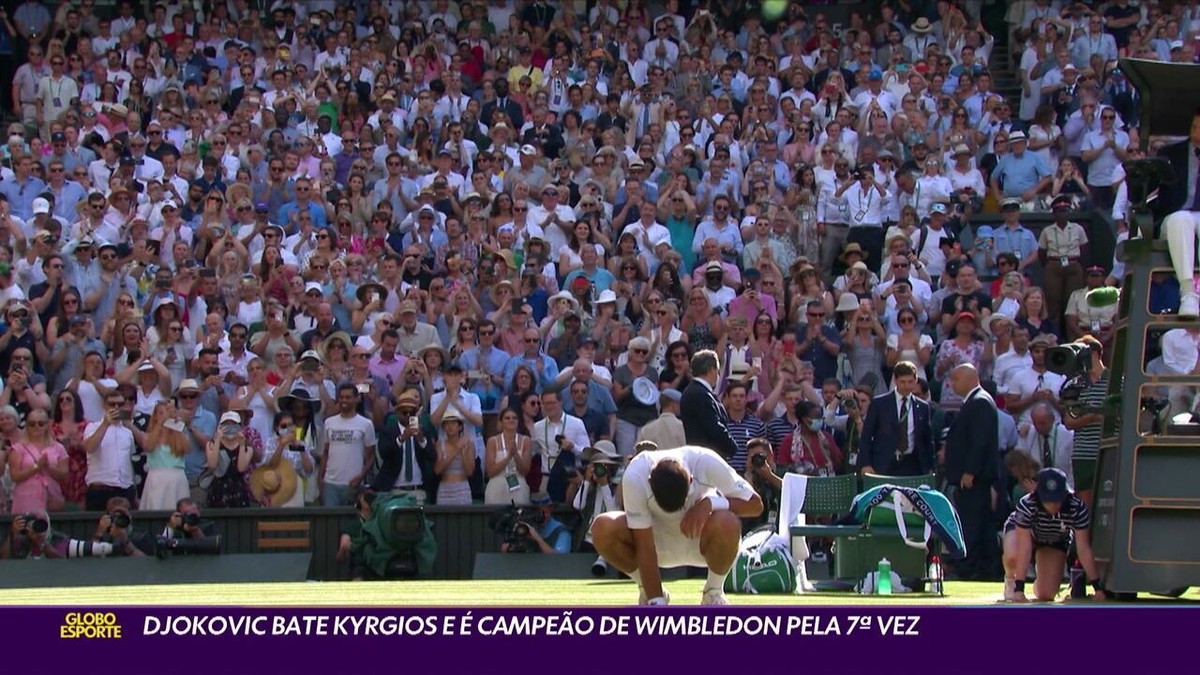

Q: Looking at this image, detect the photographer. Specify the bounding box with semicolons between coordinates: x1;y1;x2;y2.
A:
568;441;622;573
160;498;217;542
93;497;153;557
499;492;572;554
337;488;375;581
0;511;64;559
742;438;782;530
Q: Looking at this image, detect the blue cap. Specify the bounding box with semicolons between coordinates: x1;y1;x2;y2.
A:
869;69;883;81
255;202;269;212
661;388;682;403
1036;468;1070;504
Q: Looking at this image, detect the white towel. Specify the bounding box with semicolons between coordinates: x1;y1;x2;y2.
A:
779;473;815;592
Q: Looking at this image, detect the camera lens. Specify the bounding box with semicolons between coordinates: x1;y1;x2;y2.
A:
183;512;201;527
111;512;131;529
593;464;608;478
751;453;767;468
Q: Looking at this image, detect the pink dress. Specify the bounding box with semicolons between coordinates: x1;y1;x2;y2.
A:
9;441;68;513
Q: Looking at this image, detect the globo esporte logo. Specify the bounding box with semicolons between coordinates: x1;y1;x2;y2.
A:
60;612;123;639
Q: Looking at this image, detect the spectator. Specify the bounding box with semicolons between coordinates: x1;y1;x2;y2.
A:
7;407;67;513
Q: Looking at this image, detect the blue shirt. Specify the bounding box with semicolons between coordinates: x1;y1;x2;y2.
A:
0;176;47;220
537;517;573;553
456;345;512;413
278;200;328;232
991;224;1039;262
183;408;219;479
45;180;88;222
993;151;1051;197
503;352;560;392
562;267;616;293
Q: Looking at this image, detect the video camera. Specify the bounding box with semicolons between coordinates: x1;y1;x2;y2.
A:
1046;342;1094;403
490;505;547;553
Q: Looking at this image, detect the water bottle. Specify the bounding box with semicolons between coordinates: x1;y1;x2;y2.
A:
928;556;943;594
877;558;893;595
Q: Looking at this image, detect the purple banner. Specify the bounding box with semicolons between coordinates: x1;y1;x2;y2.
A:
7;606;1188;673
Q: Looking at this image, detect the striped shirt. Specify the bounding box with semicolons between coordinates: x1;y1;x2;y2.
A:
1072;373;1108;461
766;415;798;449
1010;493;1091;544
727;413;768;473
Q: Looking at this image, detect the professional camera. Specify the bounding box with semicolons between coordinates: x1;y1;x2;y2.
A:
593;463;609;479
155;535;222;559
1046;342;1095;403
840;394;858;411
490;505;547;553
110;512;132;529
18;514;49;536
182;512;201;527
65;540;115;558
751;453;768;468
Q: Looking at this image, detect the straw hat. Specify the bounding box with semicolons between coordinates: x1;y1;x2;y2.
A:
489;279;515;305
419;343;450;363
839;242;868;263
321;331;353;359
250;460;299;507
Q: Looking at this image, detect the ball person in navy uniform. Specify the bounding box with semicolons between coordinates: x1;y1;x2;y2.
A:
1002;468;1106;602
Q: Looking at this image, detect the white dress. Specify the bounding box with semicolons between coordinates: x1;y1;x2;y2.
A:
483;434;531;506
237;385;277;449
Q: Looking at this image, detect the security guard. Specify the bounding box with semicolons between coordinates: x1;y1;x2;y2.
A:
1037;195;1089;323
1002;468;1106;602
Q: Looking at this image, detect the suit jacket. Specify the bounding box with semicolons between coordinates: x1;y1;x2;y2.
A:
1156;140;1192;217
679;379;739;459
481;98;525;132
370;418;436;498
859;391;934;475
944;387;1000;485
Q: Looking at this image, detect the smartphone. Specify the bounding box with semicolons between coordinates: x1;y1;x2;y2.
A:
356;382;370;394
752;357;762;369
409;416;419;429
783;339;795;356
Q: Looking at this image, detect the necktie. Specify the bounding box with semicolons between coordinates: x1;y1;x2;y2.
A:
402;436;414;484
896;396;909;459
641;102;651;137
1041;434;1052;469
1190;148;1200;211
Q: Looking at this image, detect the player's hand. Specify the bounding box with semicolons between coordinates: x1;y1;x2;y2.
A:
679;499;713;539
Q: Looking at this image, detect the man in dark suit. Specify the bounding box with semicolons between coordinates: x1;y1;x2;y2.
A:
679;350;739;460
481;79;525;132
370;389;436;504
1159;109;1200;316
944;364;1001;580
859;361;934;476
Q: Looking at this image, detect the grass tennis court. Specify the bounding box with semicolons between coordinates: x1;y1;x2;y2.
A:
5;579;1189;606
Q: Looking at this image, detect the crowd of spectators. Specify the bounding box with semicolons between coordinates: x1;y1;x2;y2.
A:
0;0;1173;551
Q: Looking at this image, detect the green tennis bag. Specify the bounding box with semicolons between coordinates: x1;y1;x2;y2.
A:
725;526;797;594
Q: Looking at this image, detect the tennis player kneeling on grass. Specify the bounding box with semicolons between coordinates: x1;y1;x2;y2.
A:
1003;468;1106;603
590;445;763;606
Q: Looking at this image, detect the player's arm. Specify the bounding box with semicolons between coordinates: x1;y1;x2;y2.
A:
724;492;764;518
698;454;765;518
630;527;664;602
